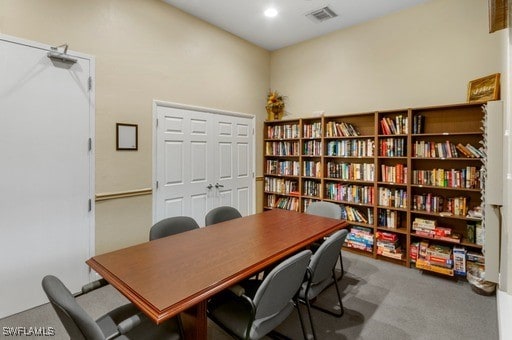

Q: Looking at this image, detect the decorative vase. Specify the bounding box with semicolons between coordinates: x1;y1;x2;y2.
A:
267;107;284;121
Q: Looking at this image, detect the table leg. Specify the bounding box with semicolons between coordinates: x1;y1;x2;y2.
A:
182;301;208;340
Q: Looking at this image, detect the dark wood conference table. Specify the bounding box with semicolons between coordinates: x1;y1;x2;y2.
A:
86;209;347;339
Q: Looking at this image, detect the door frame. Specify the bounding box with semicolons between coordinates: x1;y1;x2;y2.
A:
152;100;255;223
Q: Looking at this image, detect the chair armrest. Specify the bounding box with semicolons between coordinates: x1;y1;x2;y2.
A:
78;278;108;296
228;284;245;297
104;313;146;340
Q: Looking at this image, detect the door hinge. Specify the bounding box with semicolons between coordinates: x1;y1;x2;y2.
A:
88;199;92;212
88;138;92;151
156;181;159;189
156;118;159;128
88;77;92;91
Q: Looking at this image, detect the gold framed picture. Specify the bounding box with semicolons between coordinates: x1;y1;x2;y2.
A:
467;73;500;103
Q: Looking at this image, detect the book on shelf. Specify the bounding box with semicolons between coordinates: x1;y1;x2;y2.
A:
325;121;360;137
267;123;300;139
412;114;424;134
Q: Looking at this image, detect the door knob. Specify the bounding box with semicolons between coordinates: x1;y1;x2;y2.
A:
215;183;224;188
206;184;213;190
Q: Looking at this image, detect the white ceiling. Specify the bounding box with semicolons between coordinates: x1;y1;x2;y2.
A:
163;0;430;51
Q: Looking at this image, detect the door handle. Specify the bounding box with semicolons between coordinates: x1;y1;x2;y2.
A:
206;184;213;190
215;183;224;188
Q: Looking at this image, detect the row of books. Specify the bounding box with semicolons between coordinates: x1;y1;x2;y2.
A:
265;141;300;156
326;162;375;181
378;187;407;208
376;231;403;259
325;121;360;137
267;124;299;139
340;205;373;224
324;183;375;204
411;167;480;189
380;115;408;135
344;226;373;252
264;177;298;195
303;161;322;177
303;180;320;197
265;160;300;176
412;114;424;134
326;139;375;157
379;138;406;157
380;164;408;184
412;140;484;159
377;209;402;228
303;140;322;156
412;194;444;213
303;122;322;138
267;195;299;211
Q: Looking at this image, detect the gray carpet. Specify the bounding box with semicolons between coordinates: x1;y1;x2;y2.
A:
0;251;498;339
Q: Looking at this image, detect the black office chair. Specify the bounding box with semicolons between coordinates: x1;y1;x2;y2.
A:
205;206;242;226
149;216;200;241
207;250;312;340
305;201;345;279
299;229;349;340
42;275;184;340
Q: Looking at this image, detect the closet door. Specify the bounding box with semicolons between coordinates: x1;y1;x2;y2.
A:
153;102;254;226
0;35;94;318
212;115;253;216
154;106;215;225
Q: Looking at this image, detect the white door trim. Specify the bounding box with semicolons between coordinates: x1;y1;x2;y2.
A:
152;100;256;223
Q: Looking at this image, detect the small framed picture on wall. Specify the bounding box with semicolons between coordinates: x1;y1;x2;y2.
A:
116;123;138;151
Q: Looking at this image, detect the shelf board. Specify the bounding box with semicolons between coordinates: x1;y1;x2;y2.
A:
302;176;321;180
324;199;374;208
376;205;408;212
411;157;483;161
264;138;300;141
377;181;407;187
411;132;482;137
264;154;300;158
264;191;300;198
410;210;482;221
302;195;321;200
324;135;374;140
264;174;300;178
324;155;374;159
343;246;374;257
378;134;408;137
325;178;375;184
410;184;481;192
376;226;408;235
343;220;373;227
377;156;407;159
410;232;483;249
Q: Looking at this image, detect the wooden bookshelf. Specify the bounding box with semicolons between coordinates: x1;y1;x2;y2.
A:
263;103;486;277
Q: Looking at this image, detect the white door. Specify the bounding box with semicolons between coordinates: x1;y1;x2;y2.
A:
213;115;252;216
0;35;94;318
153;102;254;226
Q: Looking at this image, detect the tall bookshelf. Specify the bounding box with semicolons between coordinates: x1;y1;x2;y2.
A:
263;103;487;277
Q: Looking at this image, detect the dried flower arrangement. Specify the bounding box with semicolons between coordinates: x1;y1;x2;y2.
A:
265;90;286;120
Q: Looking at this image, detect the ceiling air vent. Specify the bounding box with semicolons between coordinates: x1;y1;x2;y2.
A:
306;6;338;23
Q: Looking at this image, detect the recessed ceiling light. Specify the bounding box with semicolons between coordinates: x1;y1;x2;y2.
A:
264;8;278;18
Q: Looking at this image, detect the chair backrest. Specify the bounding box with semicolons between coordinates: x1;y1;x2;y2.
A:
308;229;348;286
305;201;341;219
253;250;312;320
149;216;200;241
42;275;105;340
204;206;242;226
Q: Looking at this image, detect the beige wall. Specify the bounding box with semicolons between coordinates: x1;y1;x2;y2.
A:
270;0;504;117
0;0;270;254
1;0;507;261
